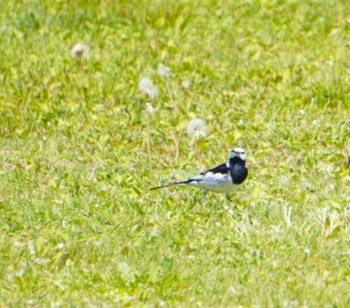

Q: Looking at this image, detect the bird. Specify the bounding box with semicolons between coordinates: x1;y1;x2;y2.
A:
150;148;248;199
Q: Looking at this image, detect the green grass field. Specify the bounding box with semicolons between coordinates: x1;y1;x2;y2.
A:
1;0;350;306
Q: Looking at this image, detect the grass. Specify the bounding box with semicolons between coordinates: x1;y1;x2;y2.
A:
0;0;350;306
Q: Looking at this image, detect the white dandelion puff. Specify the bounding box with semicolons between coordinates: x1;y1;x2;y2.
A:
157;64;171;78
28;242;36;255
139;77;159;100
187;118;207;142
147;86;159;100
15;269;26;277
14;241;22;247
71;43;90;60
55;243;65;250
145;103;156;115
139;77;153;92
181;79;192;89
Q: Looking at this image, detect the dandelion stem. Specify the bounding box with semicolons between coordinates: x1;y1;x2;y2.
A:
166;80;175;105
194;142;203;168
171;132;179;162
147;115;151;165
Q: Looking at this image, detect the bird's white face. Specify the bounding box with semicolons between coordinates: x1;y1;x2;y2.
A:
229;147;246;161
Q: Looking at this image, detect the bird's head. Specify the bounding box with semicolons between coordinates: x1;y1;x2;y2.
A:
229;147;246;162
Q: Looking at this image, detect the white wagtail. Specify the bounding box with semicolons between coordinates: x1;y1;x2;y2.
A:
151;148;248;199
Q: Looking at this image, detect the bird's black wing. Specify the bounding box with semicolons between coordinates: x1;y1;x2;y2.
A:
200;163;229;175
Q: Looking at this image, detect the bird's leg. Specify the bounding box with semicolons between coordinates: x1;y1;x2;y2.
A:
202;190;209;207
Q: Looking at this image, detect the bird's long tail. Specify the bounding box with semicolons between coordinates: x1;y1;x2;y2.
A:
150;179;193;190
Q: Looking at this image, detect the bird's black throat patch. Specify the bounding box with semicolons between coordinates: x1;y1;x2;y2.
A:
229;157;248;184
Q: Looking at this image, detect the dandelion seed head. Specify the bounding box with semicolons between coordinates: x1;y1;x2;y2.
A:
187;118;207;142
304;248;311;256
14;241;22;247
207;114;214;121
139;77;153;92
15;269;26;277
139;77;159;100
71;43;90;60
146;85;159;100
145;103;155;115
181;79;192;89
157;64;171;78
56;243;65;250
28;242;36;255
